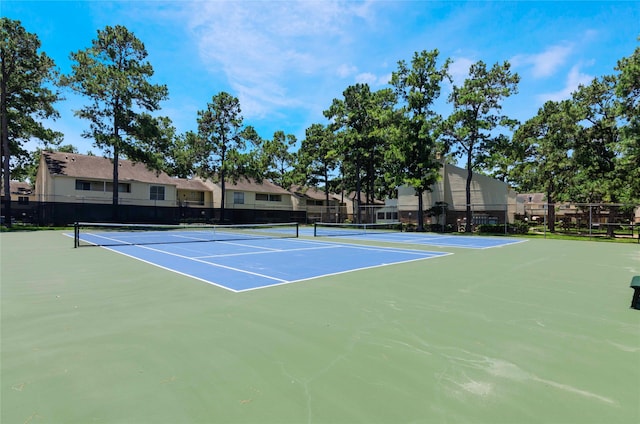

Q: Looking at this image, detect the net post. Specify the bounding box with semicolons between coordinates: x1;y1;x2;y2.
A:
313;223;317;237
295;223;299;238
74;222;79;248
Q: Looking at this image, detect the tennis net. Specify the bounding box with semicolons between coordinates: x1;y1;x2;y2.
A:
74;222;299;247
313;222;403;237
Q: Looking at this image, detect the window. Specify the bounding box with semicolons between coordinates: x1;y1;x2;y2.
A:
183;191;205;204
106;182;131;193
75;180;92;191
18;196;29;205
233;192;244;204
76;179;130;193
150;186;165;200
256;193;282;202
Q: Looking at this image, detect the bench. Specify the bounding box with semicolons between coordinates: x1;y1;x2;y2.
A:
631;276;640;309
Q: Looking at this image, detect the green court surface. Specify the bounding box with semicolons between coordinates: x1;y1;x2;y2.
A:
1;230;639;423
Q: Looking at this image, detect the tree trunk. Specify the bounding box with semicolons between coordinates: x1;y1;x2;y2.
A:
220;168;226;223
112;142;119;222
1;53;11;227
112;101;120;222
465;154;473;233
324;168;330;219
546;190;556;233
607;204;619;238
417;189;425;232
355;160;362;224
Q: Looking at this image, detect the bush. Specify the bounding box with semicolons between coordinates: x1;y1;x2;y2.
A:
477;224;504;234
510;220;530;234
477;221;530;235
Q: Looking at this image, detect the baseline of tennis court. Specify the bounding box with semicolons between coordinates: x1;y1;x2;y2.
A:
307;226;526;249
91;237;451;292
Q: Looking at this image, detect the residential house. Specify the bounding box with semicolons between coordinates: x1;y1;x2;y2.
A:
26;151;300;225
0;180;38;224
398;162;517;228
36;151;179;206
216;177;298;223
1;180;36;203
337;190;386;223
289;185;343;223
175;178;213;208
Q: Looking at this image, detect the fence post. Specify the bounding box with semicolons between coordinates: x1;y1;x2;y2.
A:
504;203;508;235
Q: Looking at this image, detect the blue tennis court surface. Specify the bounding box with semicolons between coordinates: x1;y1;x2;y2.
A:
92;237;451;292
305;228;526;249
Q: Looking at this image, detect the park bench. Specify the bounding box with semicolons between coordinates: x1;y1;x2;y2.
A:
631;276;640;309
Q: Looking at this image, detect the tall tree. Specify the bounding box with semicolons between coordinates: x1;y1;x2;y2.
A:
164;130;198;179
259;130;297;188
298;123;338;215
572;76;625;236
511;100;580;232
62;25;168;219
615;42;640;199
445;60;519;232
324;84;395;223
195;92;254;222
1;18;61;226
390;49;451;231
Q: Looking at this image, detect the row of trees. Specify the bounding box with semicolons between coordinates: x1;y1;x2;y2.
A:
2;19;639;231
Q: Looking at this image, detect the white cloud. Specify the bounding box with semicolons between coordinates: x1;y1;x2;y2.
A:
449;57;475;86
511;43;574;78
184;1;378;119
355;72;390;87
336;64;358;78
538;64;593;102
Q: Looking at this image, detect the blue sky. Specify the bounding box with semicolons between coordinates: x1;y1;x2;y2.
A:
4;0;640;156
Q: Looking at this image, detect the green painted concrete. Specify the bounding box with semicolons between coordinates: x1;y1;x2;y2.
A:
1;231;639;423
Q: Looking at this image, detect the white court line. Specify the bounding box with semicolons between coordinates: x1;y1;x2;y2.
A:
135;244;291;283
328;233;528;249
73;234;454;293
83;231;215;245
237;252;453;293
99;245;244;292
194;244;342;259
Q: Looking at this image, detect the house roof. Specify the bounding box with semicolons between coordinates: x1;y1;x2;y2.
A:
1;180;34;195
517;193;546;203
290;185;340;201
225;177;290;194
340;190;385;205
40;151;292;194
41;151;176;185
174;177;210;191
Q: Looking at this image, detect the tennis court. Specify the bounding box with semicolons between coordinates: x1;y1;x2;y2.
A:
1;229;639;423
70;223;450;292
309;223;527;249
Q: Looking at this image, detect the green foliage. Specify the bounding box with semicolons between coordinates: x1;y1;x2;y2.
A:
477;222;529;235
614;42;640;201
389;50;451;230
324;83;397;222
298;123;338;204
444;60;519;231
195;91;246;180
1;18;61;222
257;130;297;188
511;99;580;231
62;24;169;211
194;92;259;216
